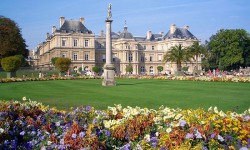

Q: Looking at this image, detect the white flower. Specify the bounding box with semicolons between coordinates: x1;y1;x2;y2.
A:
208;106;212;112
144;134;150;142
155;132;159;137
55;121;60;127
47;141;52;146
214;107;218;113
0;128;4;134
22;97;27;101
217;134;224;142
103;120;111;128
219;110;227;117
166;127;172;133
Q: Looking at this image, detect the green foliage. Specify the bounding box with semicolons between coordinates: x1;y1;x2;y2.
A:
1;56;21;72
163;44;193;71
54;57;71;73
15;55;30;67
157;66;163;72
92;66;101;73
207;29;250;70
78;67;82;72
51;57;59;66
0;16;28;59
182;66;189;72
187;41;206;69
125;64;133;73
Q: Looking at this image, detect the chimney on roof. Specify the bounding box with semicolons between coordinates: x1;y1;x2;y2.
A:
46;33;50;39
100;30;104;37
184;25;189;30
170;24;176;34
147;31;152;40
60;16;65;27
80;17;85;24
52;26;56;33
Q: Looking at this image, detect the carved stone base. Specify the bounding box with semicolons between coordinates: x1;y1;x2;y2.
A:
102;66;116;86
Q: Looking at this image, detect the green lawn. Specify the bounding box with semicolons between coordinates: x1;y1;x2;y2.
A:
0;79;249;113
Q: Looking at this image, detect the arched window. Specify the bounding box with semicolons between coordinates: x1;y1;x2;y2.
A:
73;66;78;72
149;66;154;74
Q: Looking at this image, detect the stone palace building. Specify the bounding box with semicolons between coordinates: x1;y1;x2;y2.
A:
29;17;200;75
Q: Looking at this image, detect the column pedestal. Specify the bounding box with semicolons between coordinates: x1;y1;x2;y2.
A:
102;64;116;86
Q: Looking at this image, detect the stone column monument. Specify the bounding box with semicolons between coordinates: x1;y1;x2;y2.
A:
102;3;116;86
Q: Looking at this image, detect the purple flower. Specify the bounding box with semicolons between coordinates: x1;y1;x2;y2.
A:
71;133;77;139
105;130;111;136
185;133;194;139
86;106;92;111
244;115;250;121
179;120;186;127
195;130;202;139
210;133;216;139
124;143;130;150
20;131;25;136
239;147;248;150
79;132;85;138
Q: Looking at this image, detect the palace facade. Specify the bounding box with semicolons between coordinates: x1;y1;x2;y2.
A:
29;17;201;75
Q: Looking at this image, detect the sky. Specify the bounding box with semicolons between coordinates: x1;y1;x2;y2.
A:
0;0;249;50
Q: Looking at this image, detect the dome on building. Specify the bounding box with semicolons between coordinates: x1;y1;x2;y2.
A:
118;21;133;39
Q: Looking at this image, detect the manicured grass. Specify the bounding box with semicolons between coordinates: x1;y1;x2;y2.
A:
0;79;249;113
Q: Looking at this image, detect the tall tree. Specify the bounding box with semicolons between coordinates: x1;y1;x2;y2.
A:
0;16;28;60
163;44;193;72
207;29;250;70
187;41;206;70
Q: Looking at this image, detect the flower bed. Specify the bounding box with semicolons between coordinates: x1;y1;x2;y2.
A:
1;75;250;83
0;99;249;149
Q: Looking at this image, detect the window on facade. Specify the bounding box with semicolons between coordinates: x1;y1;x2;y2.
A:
141;54;144;62
144;45;146;50
149;66;154;74
113;53;117;62
62;40;66;47
62;53;66;58
73;39;78;47
129;53;133;62
73;53;78;60
152;46;155;50
158;55;162;61
85;40;89;47
102;54;106;62
150;56;153;61
84;53;89;61
141;66;145;73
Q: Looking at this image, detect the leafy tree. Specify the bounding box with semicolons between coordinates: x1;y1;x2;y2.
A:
207;29;250;70
51;57;59;66
92;66;101;74
125;64;133;74
157;66;163;73
1;56;21;77
187;41;206;71
54;57;71;73
163;44;193;72
0;16;28;59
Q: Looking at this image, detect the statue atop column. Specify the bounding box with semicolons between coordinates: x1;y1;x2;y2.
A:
107;3;112;20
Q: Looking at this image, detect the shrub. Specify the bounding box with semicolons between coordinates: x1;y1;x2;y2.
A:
1;56;21;72
92;66;101;74
125;64;133;74
54;57;71;73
